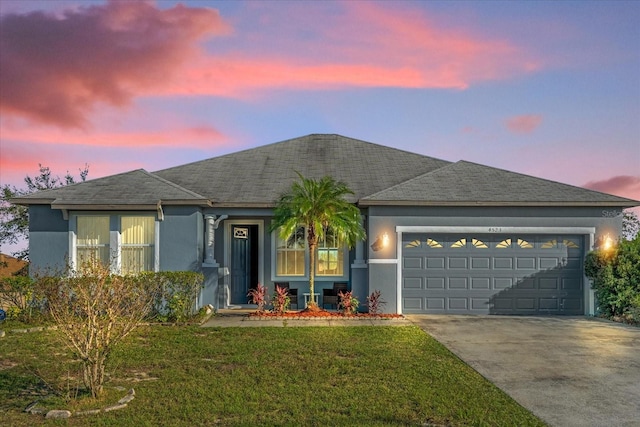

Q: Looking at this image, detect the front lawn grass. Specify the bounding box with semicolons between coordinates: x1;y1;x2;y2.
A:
1;325;546;426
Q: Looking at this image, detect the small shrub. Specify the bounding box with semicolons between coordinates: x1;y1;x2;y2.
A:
39;260;155;398
0;275;45;323
337;290;359;315
247;283;268;312
142;271;204;323
366;290;386;315
272;285;290;314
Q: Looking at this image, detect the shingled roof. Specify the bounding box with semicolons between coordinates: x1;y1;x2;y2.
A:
12;169;211;209
360;160;638;206
153;134;451;207
13;134;639;209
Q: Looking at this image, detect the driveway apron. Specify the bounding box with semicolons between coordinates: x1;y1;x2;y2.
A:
408;315;640;427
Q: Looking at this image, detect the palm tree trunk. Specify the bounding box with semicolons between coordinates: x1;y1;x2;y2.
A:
309;241;316;306
307;224;318;307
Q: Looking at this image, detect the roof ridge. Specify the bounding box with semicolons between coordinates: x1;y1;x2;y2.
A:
361;160;456;200
139;170;208;200
154;134;451;175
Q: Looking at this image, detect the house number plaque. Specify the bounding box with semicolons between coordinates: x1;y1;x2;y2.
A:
234;228;248;239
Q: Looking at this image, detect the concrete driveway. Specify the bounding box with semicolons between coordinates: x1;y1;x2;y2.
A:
407;315;640;427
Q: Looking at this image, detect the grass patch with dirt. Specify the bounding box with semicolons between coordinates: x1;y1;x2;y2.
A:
0;324;546;426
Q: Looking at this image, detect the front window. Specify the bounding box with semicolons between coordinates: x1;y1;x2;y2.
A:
316;228;344;276
274;226;347;278
121;216;155;274
76;216;110;266
276;226;305;276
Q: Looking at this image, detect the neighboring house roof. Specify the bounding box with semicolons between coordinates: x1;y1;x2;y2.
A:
0;253;28;278
12;169;212;209
360;160;637;206
12;134;640;209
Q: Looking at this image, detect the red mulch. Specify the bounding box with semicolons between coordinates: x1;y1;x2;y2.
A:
247;308;404;319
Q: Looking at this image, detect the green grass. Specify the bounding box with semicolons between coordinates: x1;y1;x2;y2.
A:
0;325;546;426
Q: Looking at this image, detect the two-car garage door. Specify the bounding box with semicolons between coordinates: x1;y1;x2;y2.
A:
401;233;584;315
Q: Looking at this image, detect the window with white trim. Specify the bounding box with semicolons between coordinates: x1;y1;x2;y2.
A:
76;216;110;265
121;216;155;274
275;226;305;276
316;228;344;276
274;226;347;278
74;214;156;274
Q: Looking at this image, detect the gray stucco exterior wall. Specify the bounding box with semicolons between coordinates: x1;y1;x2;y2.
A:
159;206;203;272
365;205;625;314
28;205;69;274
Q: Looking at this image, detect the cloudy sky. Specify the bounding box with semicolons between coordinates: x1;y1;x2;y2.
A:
1;0;639;210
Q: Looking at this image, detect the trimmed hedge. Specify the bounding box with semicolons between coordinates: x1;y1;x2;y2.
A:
140;271;204;323
1;270;204;324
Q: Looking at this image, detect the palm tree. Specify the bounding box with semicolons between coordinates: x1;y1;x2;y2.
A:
270;172;366;309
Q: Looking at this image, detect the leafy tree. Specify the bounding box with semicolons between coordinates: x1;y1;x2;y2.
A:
270;173;365;309
622;210;640;241
0;164;88;260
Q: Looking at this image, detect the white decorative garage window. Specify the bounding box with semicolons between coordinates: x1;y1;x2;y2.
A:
541;238;580;249
451;238;466;248
426;238;442;248
471;238;488;248
76;216;110;265
496;238;512;248
517;238;533;248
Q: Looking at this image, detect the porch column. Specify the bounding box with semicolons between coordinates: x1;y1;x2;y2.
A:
204;215;218;265
353;215;366;265
204;214;228;266
351;215;368;311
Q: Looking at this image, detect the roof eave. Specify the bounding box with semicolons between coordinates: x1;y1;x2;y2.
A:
358;200;640;208
9;197;55;206
49;198;213;210
212;202;276;208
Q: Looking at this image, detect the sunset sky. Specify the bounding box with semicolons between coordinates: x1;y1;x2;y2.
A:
1;1;639;218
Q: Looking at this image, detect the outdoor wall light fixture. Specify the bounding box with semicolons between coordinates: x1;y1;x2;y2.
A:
595;233;615;252
371;232;390;252
601;234;614;251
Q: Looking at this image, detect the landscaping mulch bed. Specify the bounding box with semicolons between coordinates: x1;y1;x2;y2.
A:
247;308;404;320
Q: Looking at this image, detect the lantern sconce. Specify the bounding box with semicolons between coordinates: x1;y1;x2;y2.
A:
371;232;390;252
595;233;615;251
601;234;614;251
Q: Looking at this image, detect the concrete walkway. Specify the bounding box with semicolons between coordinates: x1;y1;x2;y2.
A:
407;315;640;427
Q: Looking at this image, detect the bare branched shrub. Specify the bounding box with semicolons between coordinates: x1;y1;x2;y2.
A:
39;260;155;398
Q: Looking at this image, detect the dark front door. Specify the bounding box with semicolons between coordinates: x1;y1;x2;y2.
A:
230;225;259;304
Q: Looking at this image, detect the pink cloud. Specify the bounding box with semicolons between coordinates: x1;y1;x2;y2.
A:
0;1;230;128
583;176;640;201
505;115;543;134
0;137;233;190
0;1;542;126
162;2;542;98
0;122;226;149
